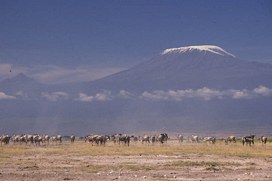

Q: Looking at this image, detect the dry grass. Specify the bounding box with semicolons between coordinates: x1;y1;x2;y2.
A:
1;140;272;158
1;141;272;180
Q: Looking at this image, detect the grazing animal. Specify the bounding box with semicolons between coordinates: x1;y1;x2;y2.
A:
85;135;99;145
225;136;236;145
260;136;267;145
151;136;156;144
70;135;76;143
12;134;26;144
111;134;121;144
117;134;130;146
177;134;183;143
203;137;216;144
130;135;138;142
43;135;50;144
191;135;199;143
11;135;18;144
26;134;34;144
158;133;168;144
96;135;108;145
51;135;62;143
242;135;255;146
85;134;108;145
0;135;10;145
33;135;43;145
141;135;150;144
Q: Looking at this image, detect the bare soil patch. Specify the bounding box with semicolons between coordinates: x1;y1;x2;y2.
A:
0;141;271;180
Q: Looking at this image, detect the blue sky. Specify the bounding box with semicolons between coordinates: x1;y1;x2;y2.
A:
0;0;271;83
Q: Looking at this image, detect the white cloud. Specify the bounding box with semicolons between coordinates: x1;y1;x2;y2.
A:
253;85;272;96
118;90;134;99
195;87;223;100
228;89;251;99
41;92;69;101
141;90;168;101
77;93;94;102
140;86;272;101
77;91;112;102
141;87;224;101
94;90;112;101
0;91;16;100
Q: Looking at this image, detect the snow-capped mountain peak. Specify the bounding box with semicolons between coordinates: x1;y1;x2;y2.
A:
161;45;235;58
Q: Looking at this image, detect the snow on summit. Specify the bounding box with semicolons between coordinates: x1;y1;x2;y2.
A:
161;45;235;57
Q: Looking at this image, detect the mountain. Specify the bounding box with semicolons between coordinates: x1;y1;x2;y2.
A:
0;73;45;99
1;45;272;135
85;45;272;93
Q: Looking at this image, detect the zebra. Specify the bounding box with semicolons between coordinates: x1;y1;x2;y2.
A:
260;136;267;145
203;136;216;144
42;135;50;144
85;134;108;146
191;135;199;143
85;134;99;145
225;136;236;145
141;135;150;144
242;135;255;146
117;134;130;146
130;135;138;142
0;135;10;145
177;134;183;143
151;135;156;144
70;135;76;143
111;134;121;144
51;135;62;143
12;134;26;144
158;133;168;144
96;135;109;145
33;134;43;145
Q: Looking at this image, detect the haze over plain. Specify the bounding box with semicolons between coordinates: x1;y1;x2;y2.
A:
0;1;272;135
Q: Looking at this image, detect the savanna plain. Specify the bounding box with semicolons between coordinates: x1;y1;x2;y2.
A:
0;140;272;181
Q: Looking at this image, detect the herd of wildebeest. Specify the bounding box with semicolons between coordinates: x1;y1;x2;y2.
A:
0;133;269;147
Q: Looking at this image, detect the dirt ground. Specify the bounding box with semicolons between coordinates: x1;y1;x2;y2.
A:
0;142;271;181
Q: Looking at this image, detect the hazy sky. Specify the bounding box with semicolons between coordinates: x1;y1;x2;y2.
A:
0;0;272;83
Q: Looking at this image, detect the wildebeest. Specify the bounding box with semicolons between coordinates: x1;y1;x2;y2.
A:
0;134;10;145
242;135;255;146
203;136;216;144
177;134;183;143
260;136;267;145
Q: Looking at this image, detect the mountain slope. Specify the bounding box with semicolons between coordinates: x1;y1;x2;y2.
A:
85;45;272;92
1;45;272;135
